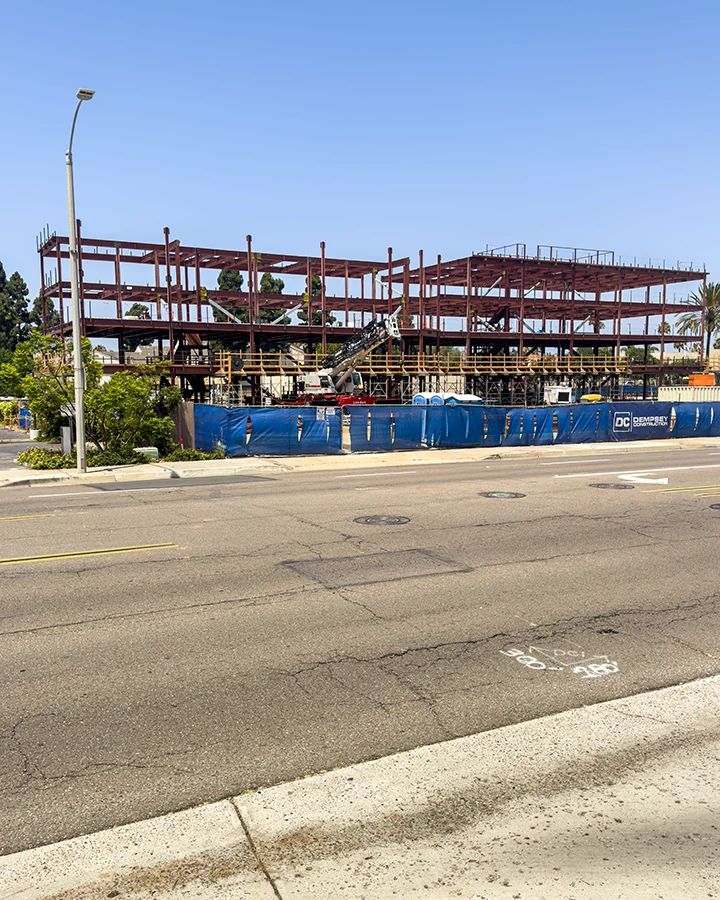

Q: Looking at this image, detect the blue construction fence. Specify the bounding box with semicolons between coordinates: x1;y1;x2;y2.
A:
347;402;720;451
195;405;343;455
193;402;720;456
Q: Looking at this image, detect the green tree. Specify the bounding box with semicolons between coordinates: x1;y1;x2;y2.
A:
83;369;181;455
0;263;30;357
623;345;659;364
0;338;36;396
675;282;720;356
20;334;101;439
259;272;285;294
19;333;181;452
217;269;244;292
126;302;151;318
213;270;248;326
297;278;337;327
29;292;61;331
123;302;154;351
213;271;291;330
256;274;289;325
297;307;338;327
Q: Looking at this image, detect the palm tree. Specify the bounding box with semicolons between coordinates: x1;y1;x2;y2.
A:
675;282;720;356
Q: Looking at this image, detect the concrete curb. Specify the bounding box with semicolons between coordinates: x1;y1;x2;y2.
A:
0;460;293;489
2;676;718;899
2;436;720;490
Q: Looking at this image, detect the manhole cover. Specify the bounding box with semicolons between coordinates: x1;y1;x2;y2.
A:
589;483;635;490
710;504;720;510
479;491;526;499
353;515;411;526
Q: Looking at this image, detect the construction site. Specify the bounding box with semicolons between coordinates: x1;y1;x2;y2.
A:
37;227;710;406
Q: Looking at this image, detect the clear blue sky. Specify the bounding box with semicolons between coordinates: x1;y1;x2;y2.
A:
1;0;718;300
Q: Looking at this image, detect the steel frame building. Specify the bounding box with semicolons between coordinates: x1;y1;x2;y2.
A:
38;227;707;403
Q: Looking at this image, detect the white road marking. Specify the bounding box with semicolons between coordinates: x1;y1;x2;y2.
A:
554;463;720;479
29;486;185;498
335;471;417;479
617;473;669;484
29;491;98;498
540;457;623;465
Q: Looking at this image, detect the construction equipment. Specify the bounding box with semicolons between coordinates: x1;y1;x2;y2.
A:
293;307;401;406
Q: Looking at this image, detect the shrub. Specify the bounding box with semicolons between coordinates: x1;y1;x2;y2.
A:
17;447;152;469
139;415;176;456
0;399;21;422
86;449;151;467
162;447;226;462
17;448;74;469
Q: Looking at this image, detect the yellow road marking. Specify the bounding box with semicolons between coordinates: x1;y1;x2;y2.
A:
643;484;720;494
0;514;56;522
0;543;178;566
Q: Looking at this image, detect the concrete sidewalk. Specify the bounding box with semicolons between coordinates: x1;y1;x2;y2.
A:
2;676;717;899
2;436;720;489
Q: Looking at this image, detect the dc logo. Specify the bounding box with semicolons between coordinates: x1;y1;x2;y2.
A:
613;412;632;432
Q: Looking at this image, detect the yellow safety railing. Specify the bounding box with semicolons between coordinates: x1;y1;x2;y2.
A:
217;352;632;377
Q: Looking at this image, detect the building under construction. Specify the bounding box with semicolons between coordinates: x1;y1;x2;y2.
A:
37;227;709;405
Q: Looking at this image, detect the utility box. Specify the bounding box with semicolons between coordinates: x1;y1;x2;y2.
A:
134;446;159;460
61;426;72;456
544;385;573;405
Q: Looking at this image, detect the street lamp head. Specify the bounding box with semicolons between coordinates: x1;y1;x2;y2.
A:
76;89;95;101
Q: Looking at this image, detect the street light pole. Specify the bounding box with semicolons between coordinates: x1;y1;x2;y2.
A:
65;88;94;474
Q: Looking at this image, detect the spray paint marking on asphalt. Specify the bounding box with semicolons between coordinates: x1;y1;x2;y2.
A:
500;646;620;680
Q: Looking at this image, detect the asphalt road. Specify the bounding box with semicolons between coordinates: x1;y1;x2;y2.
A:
1;446;719;854
0;430;57;472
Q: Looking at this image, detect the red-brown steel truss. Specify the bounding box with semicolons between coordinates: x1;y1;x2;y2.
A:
38;227;707;384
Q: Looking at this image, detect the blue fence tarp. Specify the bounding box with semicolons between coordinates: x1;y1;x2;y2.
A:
195;406;342;456
394;408;427;449
504;408;535;446
533;409;555;445
570;405;611;443
196;400;720;457
194;405;230;453
608;402;674;442
483;408;506;447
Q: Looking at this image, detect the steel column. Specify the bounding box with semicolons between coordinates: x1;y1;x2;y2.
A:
76;219;86;332
39;252;47;333
247;235;255;356
660;277;667;366
164;227;174;372
387;247;393;356
700;273;707;363
320;240;327;355
114;245;122;319
436;254;441;354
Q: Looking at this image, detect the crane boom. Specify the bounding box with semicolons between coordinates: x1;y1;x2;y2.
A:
291;307;402;406
321;309;401;377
